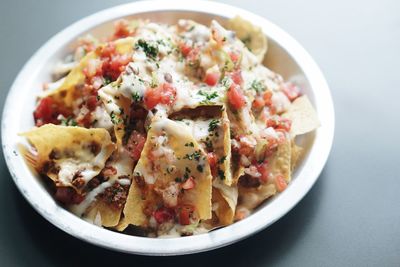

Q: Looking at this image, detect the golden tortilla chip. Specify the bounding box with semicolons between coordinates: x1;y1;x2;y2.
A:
269;139;292;182
212;178;238;225
237;138;292;214
44;37;135;108
85;201;121;227
20;124;115;192
283;95;320;136
227;16;268;63
119;117;212;228
291;141;303;172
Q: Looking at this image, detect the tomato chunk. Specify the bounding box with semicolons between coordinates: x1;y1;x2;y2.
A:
33;97;70;126
227;84;246;109
263;91;273;106
126;130;146;161
256;163;270;183
144;83;177;110
266;116;292;132
229;50;241;63
252;97;265;109
113;19;132;39
229;70;243;85
275;174;288;192
179;42;192;57
182;177;196;190
178;205;194;225
281;82;301;101
207;152;218;176
153;207;175;224
204;72;220;86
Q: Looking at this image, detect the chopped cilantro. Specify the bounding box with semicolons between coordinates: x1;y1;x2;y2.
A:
198;90;218;104
250;80;265;92
184;150;201;161
205;137;213;149
218;156;227;164
220;76;232;89
103;76;112;85
60;116;77;126
208;119;219;132
135;39;159;59
132;92;142;102
185;142;194;147
110;111;122;124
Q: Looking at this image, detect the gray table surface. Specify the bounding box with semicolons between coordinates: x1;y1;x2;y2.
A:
1;0;399;266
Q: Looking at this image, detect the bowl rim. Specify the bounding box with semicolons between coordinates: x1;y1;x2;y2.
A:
1;0;334;256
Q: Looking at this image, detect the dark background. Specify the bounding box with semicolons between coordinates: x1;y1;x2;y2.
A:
1;0;399;266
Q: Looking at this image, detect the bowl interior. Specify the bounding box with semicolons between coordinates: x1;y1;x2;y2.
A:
2;3;332;256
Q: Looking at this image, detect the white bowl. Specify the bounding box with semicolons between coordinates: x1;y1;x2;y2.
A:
1;0;334;255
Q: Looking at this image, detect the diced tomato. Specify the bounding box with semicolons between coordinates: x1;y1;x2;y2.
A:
275;174;288;192
153;207;175;224
113;19;131;39
182;177;196;190
96;43;131;81
126;130;146;161
86;95;99;111
33;97;55;126
276;118;291;132
55;187;84;205
186;47;200;65
143;88;160;110
263;91;273;106
281;82;301;101
101;54;131;81
266;116;291;132
227;84;246;110
33;97;70;126
256;163;269;183
204;71;220;86
229;50;241;63
229;70;243;85
159;83;177;105
252;97;265;109
179;41;192;57
143;83;177;110
237;135;255;156
178;205;194;225
207;152;218;176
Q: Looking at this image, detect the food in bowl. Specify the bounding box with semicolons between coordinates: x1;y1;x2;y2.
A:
20;17;319;237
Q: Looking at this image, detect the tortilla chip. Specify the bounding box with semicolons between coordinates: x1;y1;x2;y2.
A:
119;117;212;228
85;201;121;227
238;183;276;211
20;124;115;192
44;37;135;108
283;95;320;136
212;178;238;225
237;138;292;212
291;141;303;172
88;149;134;227
98;81;132;146
227;16;268;63
269;139;292;182
212;189;234;226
